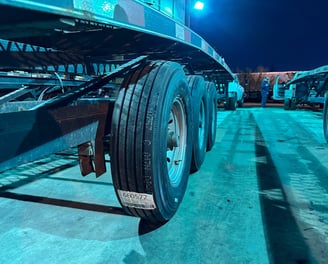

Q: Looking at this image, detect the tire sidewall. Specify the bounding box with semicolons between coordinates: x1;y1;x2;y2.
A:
187;75;208;172
206;82;217;151
145;63;192;219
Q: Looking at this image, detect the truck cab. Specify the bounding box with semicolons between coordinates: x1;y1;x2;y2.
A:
217;75;244;110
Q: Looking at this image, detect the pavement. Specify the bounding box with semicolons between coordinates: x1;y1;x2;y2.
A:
0;104;327;264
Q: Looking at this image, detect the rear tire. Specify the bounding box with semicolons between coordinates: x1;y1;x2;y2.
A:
110;60;192;222
205;81;217;151
290;97;297;110
187;75;208;173
284;98;291;110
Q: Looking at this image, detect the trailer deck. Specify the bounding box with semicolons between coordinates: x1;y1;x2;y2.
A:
0;1;238;222
0;0;232;74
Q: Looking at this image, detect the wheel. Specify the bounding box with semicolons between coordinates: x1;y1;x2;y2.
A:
225;94;237;110
110;60;192;222
323;92;328;143
284;98;290;110
224;99;230;110
187;75;208;173
230;95;237;110
205;81;217;151
237;96;244;107
290;97;297;110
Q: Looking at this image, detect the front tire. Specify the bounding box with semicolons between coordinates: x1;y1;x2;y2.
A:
110;60;192;222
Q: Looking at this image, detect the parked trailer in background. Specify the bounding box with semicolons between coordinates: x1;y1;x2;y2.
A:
273;65;328;142
0;0;234;222
225;76;245;110
273;65;328;110
207;72;244;110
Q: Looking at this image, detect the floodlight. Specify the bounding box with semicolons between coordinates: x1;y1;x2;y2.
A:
194;1;204;10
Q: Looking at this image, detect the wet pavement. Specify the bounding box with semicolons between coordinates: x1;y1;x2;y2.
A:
0;104;327;264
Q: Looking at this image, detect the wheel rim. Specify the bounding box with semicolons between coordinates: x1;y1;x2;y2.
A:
198;99;206;150
167;96;187;187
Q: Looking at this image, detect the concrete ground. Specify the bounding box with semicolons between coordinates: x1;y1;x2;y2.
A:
0;104;327;264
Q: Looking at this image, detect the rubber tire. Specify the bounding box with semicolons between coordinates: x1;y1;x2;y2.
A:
323;93;328;143
284;98;290;110
225;95;237;110
237;96;244;107
230;95;237;110
205;81;217;151
285;97;297;110
110;60;192;222
187;75;208;173
224;100;230;110
290;97;297;110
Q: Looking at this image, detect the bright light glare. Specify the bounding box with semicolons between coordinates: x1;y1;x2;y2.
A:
164;7;172;14
194;1;204;10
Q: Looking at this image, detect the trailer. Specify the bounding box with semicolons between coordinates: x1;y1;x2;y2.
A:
224;75;244;110
273;65;328;142
205;72;244;110
0;0;234;222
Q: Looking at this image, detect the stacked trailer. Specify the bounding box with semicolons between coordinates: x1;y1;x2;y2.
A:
273;65;328;142
0;0;234;222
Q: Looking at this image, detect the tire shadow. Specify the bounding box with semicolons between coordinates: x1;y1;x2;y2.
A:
254;124;317;264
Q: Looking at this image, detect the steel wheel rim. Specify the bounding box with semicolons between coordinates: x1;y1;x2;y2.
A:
167;96;187;187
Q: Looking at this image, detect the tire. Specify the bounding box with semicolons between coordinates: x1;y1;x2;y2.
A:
110;60;192;222
230;95;237;110
237;96;244;107
225;94;237;110
224;99;230;110
205;81;217;151
323;92;328;143
290;97;297;110
187;75;208;173
284;98;290;110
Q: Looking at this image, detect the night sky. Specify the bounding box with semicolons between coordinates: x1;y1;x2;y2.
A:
190;0;328;72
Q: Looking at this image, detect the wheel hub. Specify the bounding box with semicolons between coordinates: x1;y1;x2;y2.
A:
166;97;187;187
